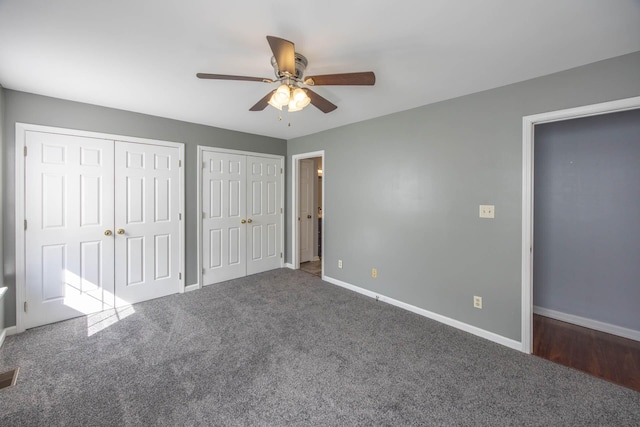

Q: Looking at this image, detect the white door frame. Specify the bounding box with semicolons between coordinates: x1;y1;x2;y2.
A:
520;96;640;353
196;146;285;290
15;123;185;334
291;151;325;275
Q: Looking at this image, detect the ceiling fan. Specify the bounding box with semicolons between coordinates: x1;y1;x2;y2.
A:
197;36;376;114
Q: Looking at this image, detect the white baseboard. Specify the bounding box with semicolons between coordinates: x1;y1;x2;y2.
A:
285;263;295;269
312;256;320;262
534;306;640;342
184;283;200;293
0;326;17;348
323;276;522;351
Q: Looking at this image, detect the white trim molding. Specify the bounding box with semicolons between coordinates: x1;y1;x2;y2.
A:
184;284;200;293
521;96;640;353
533;306;640;342
0;326;17;349
324;276;522;351
291;151;325;275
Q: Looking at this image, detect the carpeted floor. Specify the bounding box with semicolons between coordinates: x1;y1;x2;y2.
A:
1;269;639;426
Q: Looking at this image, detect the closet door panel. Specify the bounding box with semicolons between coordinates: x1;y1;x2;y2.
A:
24;131;115;329
114;141;181;305
246;156;282;275
202;151;247;285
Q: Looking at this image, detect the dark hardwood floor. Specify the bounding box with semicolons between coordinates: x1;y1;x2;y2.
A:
533;314;640;392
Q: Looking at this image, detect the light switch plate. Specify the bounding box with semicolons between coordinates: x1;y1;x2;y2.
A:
479;205;495;219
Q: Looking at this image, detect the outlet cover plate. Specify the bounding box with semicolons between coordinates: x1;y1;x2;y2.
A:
479;205;495;219
473;296;483;309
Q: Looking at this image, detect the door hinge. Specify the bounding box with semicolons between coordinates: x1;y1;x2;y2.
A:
202;212;205;219
203;268;206;275
179;213;182;220
280;167;283;174
280;208;283;214
280;252;283;258
179;272;182;280
24;146;28;156
203;161;206;169
178;160;182;167
24;301;27;312
24;219;27;230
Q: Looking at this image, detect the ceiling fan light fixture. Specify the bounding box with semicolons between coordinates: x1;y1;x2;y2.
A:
273;84;291;107
292;88;311;109
287;100;302;112
267;94;283;110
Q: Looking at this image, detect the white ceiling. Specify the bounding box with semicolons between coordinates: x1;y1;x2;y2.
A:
1;1;639;140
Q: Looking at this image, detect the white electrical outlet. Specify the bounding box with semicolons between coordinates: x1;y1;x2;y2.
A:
479;205;495;219
338;259;343;268
473;296;483;309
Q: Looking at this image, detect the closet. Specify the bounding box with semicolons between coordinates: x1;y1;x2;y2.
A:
18;125;184;329
200;148;283;285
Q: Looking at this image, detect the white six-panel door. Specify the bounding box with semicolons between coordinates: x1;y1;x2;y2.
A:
201;149;282;285
25;131;115;329
23;129;183;329
114;141;181;305
246;156;282;275
202;151;247;284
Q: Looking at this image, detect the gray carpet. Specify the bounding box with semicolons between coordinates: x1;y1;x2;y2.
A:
1;269;638;426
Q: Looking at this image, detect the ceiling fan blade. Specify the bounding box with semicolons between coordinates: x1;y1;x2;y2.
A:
197;73;274;83
249;90;276;111
266;36;296;76
305;89;338;113
304;72;376;86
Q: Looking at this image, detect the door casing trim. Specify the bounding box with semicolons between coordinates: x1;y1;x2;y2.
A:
291;151;325;276
520;96;640;353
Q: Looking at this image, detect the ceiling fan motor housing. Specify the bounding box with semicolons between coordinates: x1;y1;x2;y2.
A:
271;53;308;81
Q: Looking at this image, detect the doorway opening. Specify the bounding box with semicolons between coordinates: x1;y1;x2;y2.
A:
292;151;325;278
522;96;640;391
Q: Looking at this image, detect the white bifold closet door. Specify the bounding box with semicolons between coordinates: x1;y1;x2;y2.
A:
24;131;181;329
202;150;282;285
114;141;181;305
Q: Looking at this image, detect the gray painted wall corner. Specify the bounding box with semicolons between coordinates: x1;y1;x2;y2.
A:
286;51;640;343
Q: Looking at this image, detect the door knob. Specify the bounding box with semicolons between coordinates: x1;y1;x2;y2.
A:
307;215;312;219
117;229;125;235
247;218;253;223
104;230;113;236
241;219;246;224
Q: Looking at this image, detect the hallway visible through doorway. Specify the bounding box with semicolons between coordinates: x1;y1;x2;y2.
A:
300;260;321;277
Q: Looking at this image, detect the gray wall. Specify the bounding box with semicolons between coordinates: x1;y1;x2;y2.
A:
533;109;640;331
287;51;640;342
2;90;286;327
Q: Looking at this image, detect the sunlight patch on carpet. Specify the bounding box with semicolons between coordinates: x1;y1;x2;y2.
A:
87;305;135;336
